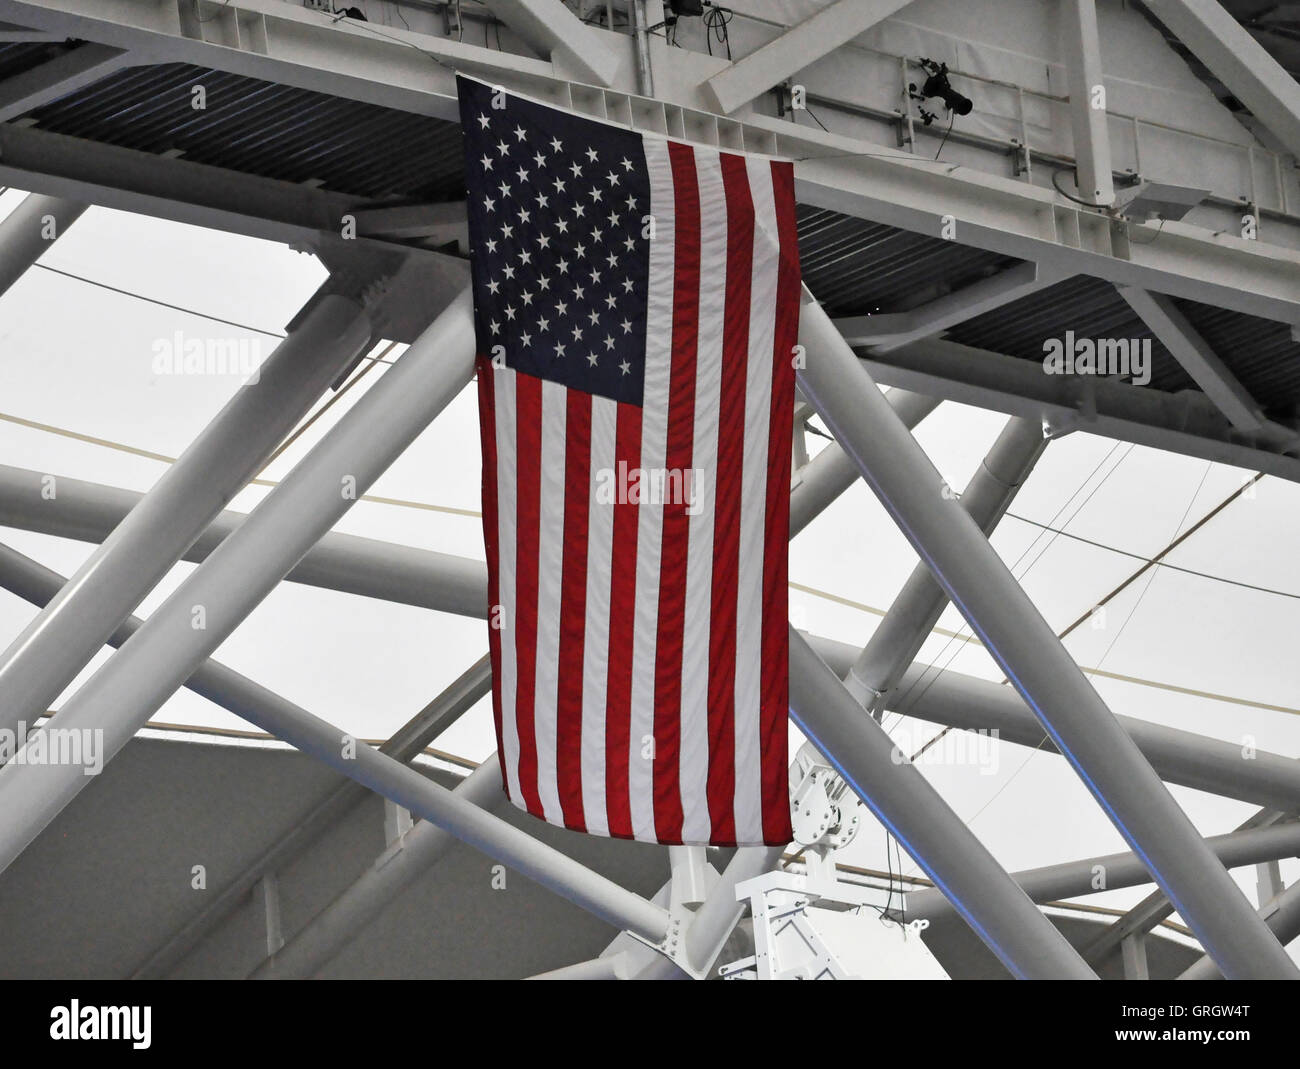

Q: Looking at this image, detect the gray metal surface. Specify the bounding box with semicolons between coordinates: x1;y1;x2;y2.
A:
845;415;1046;709
0;291;372;744
797;288;1299;979
789;630;1097;980
0;289;469;874
0;190;83;294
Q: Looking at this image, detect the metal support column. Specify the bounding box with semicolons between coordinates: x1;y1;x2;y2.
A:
845;415;1046;710
1181;880;1300;980
0;291;372;740
813;631;1300;814
1061;0;1115;206
789;629;1096;979
0;540;663;958
632;845;788;980
0;192;85;296
790;389;938;538
797;287;1298;979
130;655;493;978
0;289;472;873
905;821;1300;916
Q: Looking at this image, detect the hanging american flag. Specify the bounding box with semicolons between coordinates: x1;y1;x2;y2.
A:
459;75;797;847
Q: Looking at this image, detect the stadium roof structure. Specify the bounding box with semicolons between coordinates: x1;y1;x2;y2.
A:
0;0;1299;979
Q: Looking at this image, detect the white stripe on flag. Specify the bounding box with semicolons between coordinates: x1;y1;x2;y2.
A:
494;368;523;805
628;136;676;842
580;394;619;837
533;376;568;825
678;148;727;843
734;158;781;843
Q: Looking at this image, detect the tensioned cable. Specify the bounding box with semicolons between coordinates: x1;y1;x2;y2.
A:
943;460;1218;839
0;409;481;518
28;263;398;367
883;442;1134;738
4;406;1295;712
255;339;398;475
787;580;1300;717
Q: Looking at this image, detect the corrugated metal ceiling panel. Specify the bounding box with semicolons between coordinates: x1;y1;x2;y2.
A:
15;60;1300;414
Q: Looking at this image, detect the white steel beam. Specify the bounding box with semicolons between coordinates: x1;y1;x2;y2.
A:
479;0;621;86
0;19;57;41
1117;285;1266;432
834;262;1057;351
700;0;914;115
797;288;1298;978
1060;0;1114;206
352;201;468;245
0;289;474;877
1145;0;1300;161
788;630;1096;979
858;336;1300;484
2;0;1299;323
809;632;1300;815
905;821;1300;918
0;42;131;122
1180;879;1300;980
0;541;652;977
0;192;84;297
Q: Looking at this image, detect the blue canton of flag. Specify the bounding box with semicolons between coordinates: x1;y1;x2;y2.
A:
459;76;653;407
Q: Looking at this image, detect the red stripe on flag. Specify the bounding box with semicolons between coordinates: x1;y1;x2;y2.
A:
555;388;592;831
604;402;641;840
476;357;508;788
706;152;757;843
513;371;544;817
762;160;799;844
653;140;702;844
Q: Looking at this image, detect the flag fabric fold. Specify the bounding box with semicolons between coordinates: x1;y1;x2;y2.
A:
460;75;797;846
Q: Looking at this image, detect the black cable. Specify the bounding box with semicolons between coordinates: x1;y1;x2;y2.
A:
801;103;830;133
934;111;954;160
32;264;287;338
703;4;732;59
1002;509;1300;603
1051;167;1104;207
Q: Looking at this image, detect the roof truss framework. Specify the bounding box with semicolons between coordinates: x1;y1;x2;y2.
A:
0;0;1297;979
1145;0;1300;160
699;0;916;116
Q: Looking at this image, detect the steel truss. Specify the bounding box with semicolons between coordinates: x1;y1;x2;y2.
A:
0;0;1296;980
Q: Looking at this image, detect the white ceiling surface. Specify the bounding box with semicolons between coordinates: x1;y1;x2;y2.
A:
1;187;1298;953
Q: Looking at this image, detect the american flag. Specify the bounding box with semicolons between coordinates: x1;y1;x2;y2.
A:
460;75;797;847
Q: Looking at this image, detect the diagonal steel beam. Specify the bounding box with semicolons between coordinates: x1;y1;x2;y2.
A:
845;414;1046;711
0;42;130;123
1081;809;1289;965
0;535;664;953
1145;0;1300;161
905;819;1300;918
0;191;85;296
129;655;493;979
700;0;915;115
1117;285;1267;433
479;0;621;85
788;630;1096;979
0;290;373;746
797;283;1299;979
790;388;938;536
811;629;1300;815
834;263;1058;352
1181;878;1300;980
0;288;469;875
